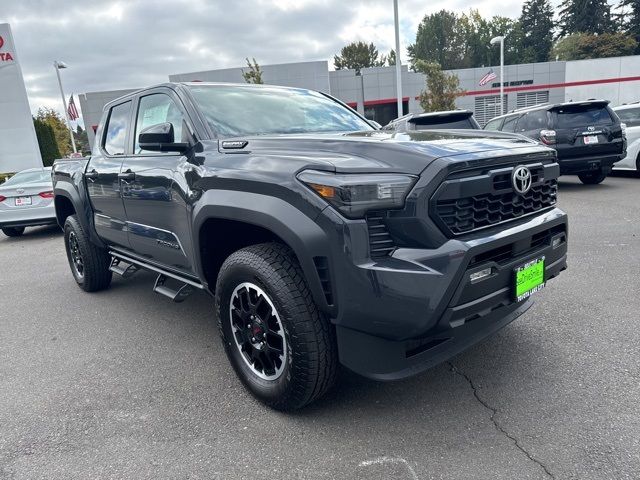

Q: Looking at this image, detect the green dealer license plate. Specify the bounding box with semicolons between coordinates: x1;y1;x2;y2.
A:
514;257;545;301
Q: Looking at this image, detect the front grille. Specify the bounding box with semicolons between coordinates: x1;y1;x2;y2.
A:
432;161;559;237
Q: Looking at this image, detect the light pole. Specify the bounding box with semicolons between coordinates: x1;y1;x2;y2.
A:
393;0;403;118
53;60;77;154
490;36;505;116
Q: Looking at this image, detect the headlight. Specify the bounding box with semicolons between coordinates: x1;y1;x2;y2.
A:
297;170;417;218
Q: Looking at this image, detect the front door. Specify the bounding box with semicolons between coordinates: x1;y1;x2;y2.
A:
85;100;132;248
120;90;196;275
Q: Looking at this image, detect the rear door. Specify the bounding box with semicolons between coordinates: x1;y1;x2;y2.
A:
514;110;550;139
119;88;197;275
551;102;624;160
85;100;132;248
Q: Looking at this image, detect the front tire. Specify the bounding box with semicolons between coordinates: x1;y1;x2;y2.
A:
1;227;25;237
64;215;112;292
215;243;338;411
578;169;607;185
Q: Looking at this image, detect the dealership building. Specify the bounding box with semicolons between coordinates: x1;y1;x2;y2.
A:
80;54;640;148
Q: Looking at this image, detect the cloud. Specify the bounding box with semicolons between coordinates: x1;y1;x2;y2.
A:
2;0;531;117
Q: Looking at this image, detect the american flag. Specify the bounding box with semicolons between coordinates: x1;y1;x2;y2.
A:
67;95;79;121
479;69;498;86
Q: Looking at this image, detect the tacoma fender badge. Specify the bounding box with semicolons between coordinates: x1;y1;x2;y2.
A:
221;140;248;149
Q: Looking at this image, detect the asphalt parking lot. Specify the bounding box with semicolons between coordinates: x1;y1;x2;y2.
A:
0;174;638;480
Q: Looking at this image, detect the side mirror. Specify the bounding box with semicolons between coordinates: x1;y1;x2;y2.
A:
138;122;189;153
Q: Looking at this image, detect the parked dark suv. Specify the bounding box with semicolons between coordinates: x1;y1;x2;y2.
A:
484;100;626;184
385;110;480;132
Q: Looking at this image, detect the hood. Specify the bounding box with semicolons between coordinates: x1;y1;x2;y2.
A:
217;129;550;175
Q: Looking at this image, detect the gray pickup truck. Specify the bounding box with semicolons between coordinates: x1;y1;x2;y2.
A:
53;82;568;410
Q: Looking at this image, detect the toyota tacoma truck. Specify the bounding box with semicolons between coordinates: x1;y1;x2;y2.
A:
52;83;568;410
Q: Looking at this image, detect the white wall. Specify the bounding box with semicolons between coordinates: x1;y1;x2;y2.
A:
565;55;640;107
0;23;42;173
169;60;331;93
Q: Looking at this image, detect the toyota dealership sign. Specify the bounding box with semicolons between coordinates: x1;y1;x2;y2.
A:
0;34;15;63
0;23;42;173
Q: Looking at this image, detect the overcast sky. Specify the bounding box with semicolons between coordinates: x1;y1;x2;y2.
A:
3;0;530;120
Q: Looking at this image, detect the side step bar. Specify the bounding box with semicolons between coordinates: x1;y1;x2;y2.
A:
109;250;204;303
109;258;140;278
153;274;194;303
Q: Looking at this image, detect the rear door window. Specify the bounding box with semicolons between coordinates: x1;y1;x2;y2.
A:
615;107;640;127
103;101;132;155
555;105;613;128
515;111;549;132
501;115;520;133
484;118;503;131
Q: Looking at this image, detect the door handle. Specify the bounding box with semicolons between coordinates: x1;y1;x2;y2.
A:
85;169;99;179
118;170;136;181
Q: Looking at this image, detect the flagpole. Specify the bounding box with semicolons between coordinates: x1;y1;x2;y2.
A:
53;61;77;154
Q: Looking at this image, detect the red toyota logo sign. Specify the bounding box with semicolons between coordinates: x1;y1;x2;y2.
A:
0;36;4;50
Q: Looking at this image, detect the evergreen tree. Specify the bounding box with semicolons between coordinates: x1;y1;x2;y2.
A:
558;0;614;36
33;117;61;166
35;108;72;157
333;42;386;73
520;0;555;62
408;10;466;70
619;0;640;52
387;49;396;66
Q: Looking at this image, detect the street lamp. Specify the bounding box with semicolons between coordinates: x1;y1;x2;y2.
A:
393;0;403;119
490;36;505;116
53;60;77;154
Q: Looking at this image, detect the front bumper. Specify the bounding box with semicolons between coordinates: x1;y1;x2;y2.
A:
320;207;568;380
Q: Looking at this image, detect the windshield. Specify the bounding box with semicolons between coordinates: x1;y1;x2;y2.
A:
615;107;640;127
555;105;613;128
2;170;50;186
188;85;373;137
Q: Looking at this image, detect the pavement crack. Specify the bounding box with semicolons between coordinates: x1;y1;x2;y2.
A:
448;362;555;479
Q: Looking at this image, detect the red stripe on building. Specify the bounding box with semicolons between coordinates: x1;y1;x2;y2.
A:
462;75;640;97
347;97;409;108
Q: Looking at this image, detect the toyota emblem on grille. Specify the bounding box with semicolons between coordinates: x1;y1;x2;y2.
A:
512;166;532;195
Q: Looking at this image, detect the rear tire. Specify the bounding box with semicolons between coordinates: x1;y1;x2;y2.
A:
1;227;25;237
64;215;112;292
215;242;338;411
578;169;607;185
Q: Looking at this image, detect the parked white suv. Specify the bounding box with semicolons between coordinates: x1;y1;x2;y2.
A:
613;103;640;172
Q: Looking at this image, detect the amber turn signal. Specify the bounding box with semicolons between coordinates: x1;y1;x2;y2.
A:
308;183;335;199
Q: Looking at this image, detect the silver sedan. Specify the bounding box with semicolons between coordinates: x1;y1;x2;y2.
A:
0;167;57;237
